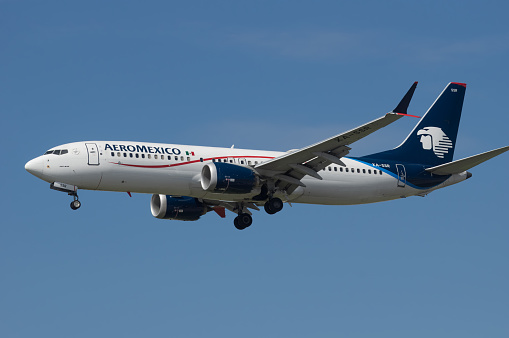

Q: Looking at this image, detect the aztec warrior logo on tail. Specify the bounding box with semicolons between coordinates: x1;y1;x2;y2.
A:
417;127;453;158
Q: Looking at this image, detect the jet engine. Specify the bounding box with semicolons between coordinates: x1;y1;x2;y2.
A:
151;195;207;221
201;162;260;194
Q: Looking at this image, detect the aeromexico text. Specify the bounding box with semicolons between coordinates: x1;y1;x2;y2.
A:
105;143;187;156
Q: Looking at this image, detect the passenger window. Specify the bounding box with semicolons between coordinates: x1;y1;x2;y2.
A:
379;171;383;175
334;167;337;172
229;160;233;163
357;169;360;173
241;161;244;164
340;167;343;172
345;168;349;172
175;156;178;161
181;156;184;161
363;169;366;174
117;152;121;157
200;158;204;162
368;169;371;174
187;157;190;161
248;161;251;165
161;155;165;160
147;154;151;159
154;155;158;159
111;152;115;157
136;153;139;158
328;167;331;171
255;161;258;164
130;153;133;158
123;153;127;157
142;154;145;159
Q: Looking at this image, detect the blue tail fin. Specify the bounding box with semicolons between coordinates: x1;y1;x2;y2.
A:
366;82;466;166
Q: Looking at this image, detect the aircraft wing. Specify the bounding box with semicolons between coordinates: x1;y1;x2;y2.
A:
254;82;419;194
254;112;403;192
425;145;509;175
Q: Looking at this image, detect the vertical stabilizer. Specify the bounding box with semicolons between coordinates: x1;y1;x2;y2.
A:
366;82;466;166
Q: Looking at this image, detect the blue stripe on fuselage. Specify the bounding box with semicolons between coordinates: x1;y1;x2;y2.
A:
348;157;450;190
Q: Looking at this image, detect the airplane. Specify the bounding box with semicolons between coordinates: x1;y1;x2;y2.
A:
25;82;509;230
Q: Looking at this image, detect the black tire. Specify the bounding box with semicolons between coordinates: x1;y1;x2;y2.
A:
71;200;81;210
234;213;252;230
265;197;283;214
239;213;252;227
234;217;242;230
234;216;247;230
264;202;275;214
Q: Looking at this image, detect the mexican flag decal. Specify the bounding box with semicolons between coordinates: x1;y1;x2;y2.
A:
186;151;195;156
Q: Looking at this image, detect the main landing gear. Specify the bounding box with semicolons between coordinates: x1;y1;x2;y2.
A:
234;213;252;230
232;197;284;230
264;197;283;215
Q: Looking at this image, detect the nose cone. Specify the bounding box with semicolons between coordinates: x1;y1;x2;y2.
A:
25;157;44;179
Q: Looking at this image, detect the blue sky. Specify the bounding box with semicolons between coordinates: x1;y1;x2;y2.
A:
2;1;509;337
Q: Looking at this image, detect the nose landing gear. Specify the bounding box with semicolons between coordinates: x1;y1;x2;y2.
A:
70;194;81;210
50;182;81;210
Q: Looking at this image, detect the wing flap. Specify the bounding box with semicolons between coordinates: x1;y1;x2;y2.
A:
425;146;509;175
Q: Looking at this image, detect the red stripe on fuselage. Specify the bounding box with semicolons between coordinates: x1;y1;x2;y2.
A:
109;155;275;169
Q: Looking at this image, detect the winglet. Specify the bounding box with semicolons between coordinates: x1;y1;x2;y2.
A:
393;82;419;117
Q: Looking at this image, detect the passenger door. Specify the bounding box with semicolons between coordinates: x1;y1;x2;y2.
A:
396;164;406;187
85;143;100;165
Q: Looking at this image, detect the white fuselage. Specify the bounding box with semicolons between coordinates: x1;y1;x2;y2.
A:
25;141;468;205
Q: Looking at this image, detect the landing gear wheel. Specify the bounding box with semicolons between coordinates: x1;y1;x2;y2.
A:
70;200;81;210
264;197;283;215
234;213;252;230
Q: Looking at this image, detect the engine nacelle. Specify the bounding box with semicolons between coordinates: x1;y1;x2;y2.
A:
201;162;259;194
151;195;207;221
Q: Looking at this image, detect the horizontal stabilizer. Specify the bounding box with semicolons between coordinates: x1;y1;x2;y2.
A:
425;146;509;175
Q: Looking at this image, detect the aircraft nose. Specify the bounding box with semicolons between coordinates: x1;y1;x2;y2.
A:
25;157;44;178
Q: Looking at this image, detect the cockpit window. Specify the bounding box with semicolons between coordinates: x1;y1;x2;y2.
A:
44;149;68;155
